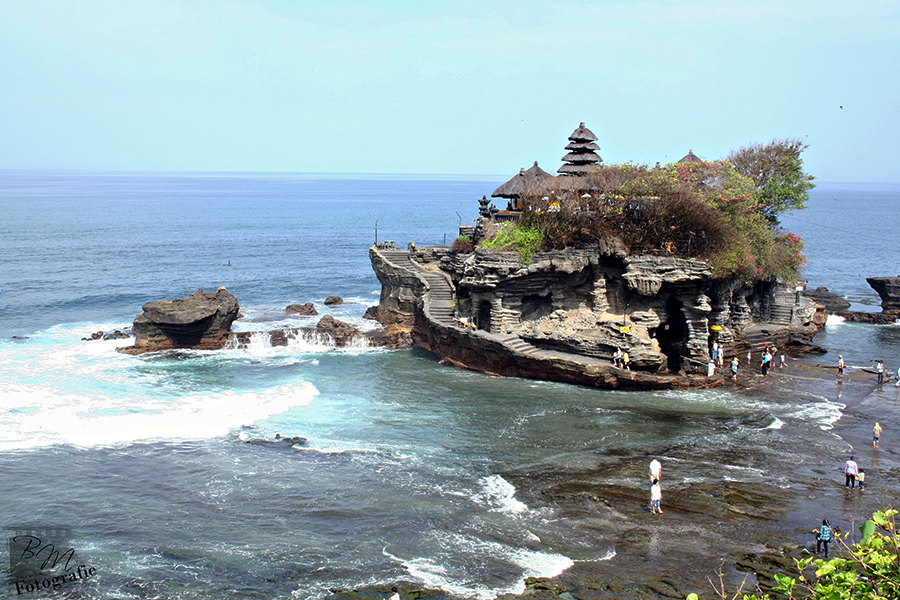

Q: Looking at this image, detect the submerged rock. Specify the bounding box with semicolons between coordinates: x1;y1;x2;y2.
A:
324;295;344;306
118;288;240;355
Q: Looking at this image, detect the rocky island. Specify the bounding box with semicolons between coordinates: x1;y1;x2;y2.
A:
369;124;825;390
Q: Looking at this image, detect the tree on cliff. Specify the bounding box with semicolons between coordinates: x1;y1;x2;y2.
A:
727;139;816;225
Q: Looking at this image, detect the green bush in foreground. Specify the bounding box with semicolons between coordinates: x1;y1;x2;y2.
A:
693;508;900;600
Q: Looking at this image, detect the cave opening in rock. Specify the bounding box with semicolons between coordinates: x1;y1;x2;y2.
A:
657;295;688;372
477;301;492;332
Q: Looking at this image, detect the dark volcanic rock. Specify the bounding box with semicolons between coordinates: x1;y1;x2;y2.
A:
324;295;344;306
841;276;900;323
285;302;318;316
363;305;379;320
118;288;240;355
316;314;359;346
801;286;850;312
867;276;900;314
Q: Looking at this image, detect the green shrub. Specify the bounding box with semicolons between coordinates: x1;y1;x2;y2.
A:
480;223;546;264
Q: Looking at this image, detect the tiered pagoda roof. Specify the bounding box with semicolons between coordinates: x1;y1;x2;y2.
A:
677;149;703;163
558;122;602;175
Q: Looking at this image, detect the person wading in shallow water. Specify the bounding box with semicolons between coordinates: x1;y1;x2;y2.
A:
844;455;859;489
838;355;845;378
815;519;833;558
874;422;882;448
649;458;661;482
649;479;662;514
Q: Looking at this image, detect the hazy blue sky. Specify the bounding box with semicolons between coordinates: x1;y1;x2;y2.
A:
2;1;897;182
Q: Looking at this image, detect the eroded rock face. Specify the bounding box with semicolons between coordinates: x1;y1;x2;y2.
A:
867;277;900;315
841;277;900;323
441;247;769;373
118;288;240;355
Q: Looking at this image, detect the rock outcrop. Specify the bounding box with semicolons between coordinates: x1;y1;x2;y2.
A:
841;276;900;324
369;243;824;389
802;286;850;312
324;296;344;306
118;288;240;355
285;302;318;316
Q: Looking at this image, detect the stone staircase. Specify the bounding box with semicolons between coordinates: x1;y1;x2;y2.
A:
768;304;793;326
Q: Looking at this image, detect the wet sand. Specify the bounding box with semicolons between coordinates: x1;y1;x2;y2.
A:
500;364;900;599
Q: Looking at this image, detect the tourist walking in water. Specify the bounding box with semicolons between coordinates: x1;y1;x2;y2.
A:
649;458;661;482
838;355;845;378
896;365;900;387
731;356;739;379
858;470;866;491
876;360;885;384
815;519;833;558
844;455;859;489
649;478;662;514
874;422;882;448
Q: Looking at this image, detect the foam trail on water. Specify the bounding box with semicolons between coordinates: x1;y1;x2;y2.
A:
0;381;318;451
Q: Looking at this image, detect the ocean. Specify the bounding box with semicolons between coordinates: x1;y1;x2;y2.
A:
1;172;898;599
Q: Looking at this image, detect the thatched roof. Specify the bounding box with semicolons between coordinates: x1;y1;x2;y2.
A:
568;121;598;143
491;161;555;198
558;163;602;175
565;141;601;152
560;152;602;165
677;149;703;163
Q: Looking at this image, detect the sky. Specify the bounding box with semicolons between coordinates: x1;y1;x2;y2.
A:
1;0;898;182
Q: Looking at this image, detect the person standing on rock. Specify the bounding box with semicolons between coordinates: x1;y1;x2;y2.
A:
649;478;662;514
731;356;739;379
622;351;630;371
844;455;859;489
649;458;661;482
838;355;845;378
874;422;882;448
876;360;885;384
815;519;833;558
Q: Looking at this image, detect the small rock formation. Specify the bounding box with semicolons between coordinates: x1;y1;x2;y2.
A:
285;302;318;316
841;277;900;324
83;329;132;341
118;288;240;355
324;296;344;306
801;286;850;312
363;305;379;320
316;314;359;345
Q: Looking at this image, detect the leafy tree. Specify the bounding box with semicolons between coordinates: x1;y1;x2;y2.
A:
727;139;815;225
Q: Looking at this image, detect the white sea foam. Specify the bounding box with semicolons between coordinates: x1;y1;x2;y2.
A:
383;531;574;600
0;380;318;451
766;417;785;429
475;474;528;514
825;314;846;326
785;401;844;431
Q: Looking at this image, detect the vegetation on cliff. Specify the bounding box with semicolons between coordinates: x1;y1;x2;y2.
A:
481;139;813;281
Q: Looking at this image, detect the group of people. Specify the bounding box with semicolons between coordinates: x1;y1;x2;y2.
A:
612;347;630;370
837;355;900;386
816;425;885;559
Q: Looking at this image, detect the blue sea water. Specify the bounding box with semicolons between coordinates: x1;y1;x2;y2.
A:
0;173;898;599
